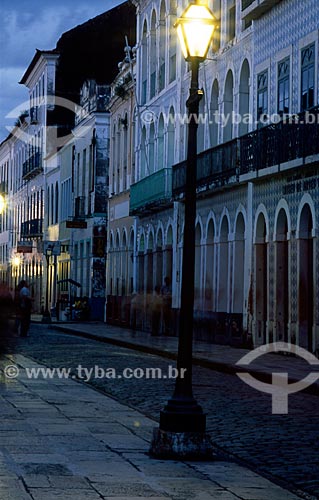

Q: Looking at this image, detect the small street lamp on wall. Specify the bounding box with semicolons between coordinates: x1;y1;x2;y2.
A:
150;0;217;459
0;194;5;215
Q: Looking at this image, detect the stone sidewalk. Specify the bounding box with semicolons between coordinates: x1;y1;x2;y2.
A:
0;353;302;500
51;322;319;395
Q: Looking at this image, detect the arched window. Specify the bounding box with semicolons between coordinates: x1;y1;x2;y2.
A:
198;94;205;153
131;108;136;184
223;70;234;142
239;59;250;136
123;114;128;191
158;114;165;170
55;182;59;223
150;11;157;98
141;127;147;178
167;107;175;167
210;79;219;147
112;123;116;193
149;123;155;173
117;119;121;193
50;185;54;225
159;0;166;91
168;0;177;83
141;21;148;104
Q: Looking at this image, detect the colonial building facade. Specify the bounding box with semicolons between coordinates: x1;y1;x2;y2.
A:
106;54;136;325
129;0;319;351
0;2;136;316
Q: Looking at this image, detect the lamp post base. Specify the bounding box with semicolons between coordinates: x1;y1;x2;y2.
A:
149;428;213;460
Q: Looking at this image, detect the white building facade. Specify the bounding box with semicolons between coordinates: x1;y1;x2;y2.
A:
106;56;136;326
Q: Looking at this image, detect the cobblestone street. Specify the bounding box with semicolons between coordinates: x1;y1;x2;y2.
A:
10;324;319;499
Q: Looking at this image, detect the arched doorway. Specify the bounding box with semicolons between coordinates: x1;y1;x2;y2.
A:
218;216;229;312
255;213;268;344
233;213;245;313
121;231;127;296
128;229;134;294
146;232;154;293
195;223;202;305
165;225;173;284
298;204;314;351
205;218;215;309
275;209;289;342
156;228;163;289
138;234;145;293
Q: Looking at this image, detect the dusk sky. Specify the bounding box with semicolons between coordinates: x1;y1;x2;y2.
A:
0;0;124;142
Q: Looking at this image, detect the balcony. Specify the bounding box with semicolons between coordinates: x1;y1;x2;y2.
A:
173;107;319;198
173;139;238;197
241;0;282;21
22;151;42;180
21;219;43;239
130;168;172;215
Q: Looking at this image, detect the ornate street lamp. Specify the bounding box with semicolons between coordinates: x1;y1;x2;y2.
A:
150;0;217;459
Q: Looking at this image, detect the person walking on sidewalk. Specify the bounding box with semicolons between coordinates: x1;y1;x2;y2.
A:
151;286;162;336
19;280;32;337
161;276;172;336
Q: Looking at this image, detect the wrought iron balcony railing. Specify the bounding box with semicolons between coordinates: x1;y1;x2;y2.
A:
130;168;172;215
173;106;319;198
22;151;42;180
21;219;43;239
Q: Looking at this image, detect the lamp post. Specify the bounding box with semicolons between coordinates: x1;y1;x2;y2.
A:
43;247;52;323
151;0;217;458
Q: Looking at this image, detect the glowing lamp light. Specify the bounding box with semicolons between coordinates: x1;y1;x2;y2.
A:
0;194;5;214
12;256;21;267
175;1;217;61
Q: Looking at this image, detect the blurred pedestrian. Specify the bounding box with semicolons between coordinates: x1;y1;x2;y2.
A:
151;286;162;337
0;283;14;356
19;280;32;337
161;276;172;336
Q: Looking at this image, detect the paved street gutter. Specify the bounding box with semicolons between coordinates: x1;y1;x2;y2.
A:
50;323;319;397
